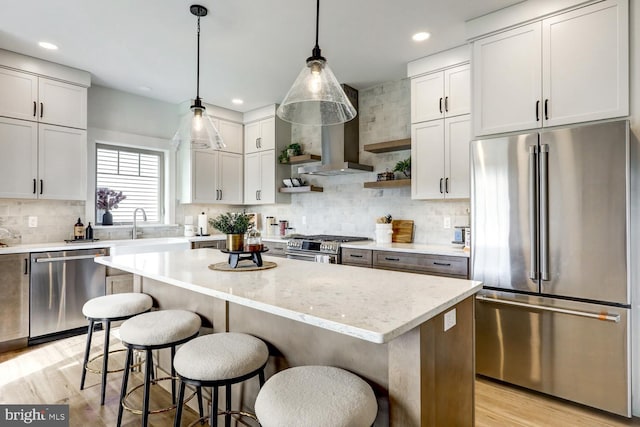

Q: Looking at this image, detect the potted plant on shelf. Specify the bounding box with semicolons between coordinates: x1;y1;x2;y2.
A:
393;157;411;179
209;212;252;251
96;188;126;225
279;143;303;163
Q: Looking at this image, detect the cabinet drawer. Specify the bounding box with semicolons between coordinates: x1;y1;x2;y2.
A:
341;248;373;267
267;242;287;258
373;251;468;278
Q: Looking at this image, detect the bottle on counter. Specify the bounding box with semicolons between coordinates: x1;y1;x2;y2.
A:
74;218;84;240
85;222;94;240
245;229;263;252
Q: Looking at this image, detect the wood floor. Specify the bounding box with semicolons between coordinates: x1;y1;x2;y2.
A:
1;330;639;426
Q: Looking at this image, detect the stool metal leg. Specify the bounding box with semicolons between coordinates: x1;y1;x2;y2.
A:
196;386;204;422
80;319;94;390
142;348;153;427
211;386;218;427
100;320;111;405
171;345;177;404
225;384;231;427
117;347;133;427
174;380;186;427
259;369;265;387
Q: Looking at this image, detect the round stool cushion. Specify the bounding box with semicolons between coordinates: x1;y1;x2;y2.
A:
82;293;153;320
119;310;201;347
255;366;377;427
174;332;269;381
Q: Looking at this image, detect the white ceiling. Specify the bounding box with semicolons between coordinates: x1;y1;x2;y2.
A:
0;0;521;112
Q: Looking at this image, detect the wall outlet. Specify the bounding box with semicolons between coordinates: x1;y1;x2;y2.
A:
443;216;451;229
444;308;456;332
28;216;38;228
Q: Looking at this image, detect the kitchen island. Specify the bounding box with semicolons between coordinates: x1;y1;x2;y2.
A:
96;249;482;426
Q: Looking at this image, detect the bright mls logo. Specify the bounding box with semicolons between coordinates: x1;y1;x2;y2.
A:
0;405;68;426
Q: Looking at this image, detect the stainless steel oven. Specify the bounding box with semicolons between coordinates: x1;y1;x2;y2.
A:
285;235;368;264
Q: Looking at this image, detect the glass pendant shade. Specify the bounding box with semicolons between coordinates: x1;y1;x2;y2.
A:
172;103;225;150
277;58;356;126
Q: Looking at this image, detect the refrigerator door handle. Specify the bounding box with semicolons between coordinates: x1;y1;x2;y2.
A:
540;144;549;281
528;145;538;280
476;295;621;323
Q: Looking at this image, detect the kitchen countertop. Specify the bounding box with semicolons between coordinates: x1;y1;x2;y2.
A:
341;241;470;258
95;249;482;343
0;235;290;255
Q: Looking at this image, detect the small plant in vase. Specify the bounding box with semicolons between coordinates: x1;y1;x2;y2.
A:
393;157;411;179
96;188;126;225
209;212;252;251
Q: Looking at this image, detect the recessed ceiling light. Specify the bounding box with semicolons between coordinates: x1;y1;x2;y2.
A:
138;86;152;92
38;41;58;50
232;99;244;105
412;32;430;42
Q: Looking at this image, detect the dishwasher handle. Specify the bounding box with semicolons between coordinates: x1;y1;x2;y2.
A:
34;253;105;263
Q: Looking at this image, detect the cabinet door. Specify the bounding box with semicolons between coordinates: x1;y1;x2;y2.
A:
444;64;470;118
0;117;37;199
218;151;243;204
0;254;29;342
38;125;86;200
412;120;445;200
444;116;471;199
0;68;38;122
192;150;218;203
218;120;243;154
244;152;261;203
258;150;276;204
259;118;276;151
473;22;542;136
411;72;444;123
542;0;628;127
244;121;261;154
38;78;87;129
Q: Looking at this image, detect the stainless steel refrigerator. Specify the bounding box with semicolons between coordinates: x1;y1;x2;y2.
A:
471;119;631;417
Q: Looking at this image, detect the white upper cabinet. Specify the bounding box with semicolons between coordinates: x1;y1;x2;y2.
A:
0;117;38;199
0;68;87;129
412;116;470;200
244;117;275;154
218;151;243;204
472;0;628;136
411;64;470;123
38;125;87;200
179;149;243;205
244;151;277;205
217;120;243;154
472;22;542;136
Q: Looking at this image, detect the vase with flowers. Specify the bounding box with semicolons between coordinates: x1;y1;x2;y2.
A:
209;212;252;251
96;188;126;225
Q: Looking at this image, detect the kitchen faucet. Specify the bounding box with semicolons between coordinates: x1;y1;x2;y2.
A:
132;208;147;239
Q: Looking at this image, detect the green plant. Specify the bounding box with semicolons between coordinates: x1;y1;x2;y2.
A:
209;212;252;234
287;143;302;155
278;150;289;163
393;157;411;178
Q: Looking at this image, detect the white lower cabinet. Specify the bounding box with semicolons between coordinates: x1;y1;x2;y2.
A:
179;149;243;204
0;117;86;200
244;151;276;204
412;115;470;200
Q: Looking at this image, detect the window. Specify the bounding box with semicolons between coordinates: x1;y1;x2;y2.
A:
96;144;164;224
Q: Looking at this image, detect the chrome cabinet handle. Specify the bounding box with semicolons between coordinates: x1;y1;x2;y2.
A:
476;295;620;323
540;144;549;281
444;96;449;112
528;145;538;280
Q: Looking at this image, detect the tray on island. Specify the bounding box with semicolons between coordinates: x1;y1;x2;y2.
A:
220;247;269;268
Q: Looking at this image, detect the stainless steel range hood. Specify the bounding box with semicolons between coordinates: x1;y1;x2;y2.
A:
298;85;373;176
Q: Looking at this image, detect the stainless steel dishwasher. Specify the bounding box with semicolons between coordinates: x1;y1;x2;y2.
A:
30;248;107;341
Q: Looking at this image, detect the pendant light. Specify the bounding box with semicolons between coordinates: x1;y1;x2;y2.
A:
172;5;225;150
276;0;356;126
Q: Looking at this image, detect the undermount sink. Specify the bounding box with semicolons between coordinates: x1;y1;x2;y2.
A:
109;237;191;256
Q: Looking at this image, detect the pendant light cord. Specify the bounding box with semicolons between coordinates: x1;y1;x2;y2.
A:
314;0;320;50
196;15;201;99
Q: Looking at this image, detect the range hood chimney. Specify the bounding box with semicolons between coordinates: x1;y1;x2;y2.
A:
298;85;373;176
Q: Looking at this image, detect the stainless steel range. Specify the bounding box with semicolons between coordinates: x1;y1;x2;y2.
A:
285;235;369;263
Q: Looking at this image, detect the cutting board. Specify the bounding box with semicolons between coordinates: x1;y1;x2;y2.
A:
392;220;414;243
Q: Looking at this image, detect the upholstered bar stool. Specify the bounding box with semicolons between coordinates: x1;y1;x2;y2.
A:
80;292;154;405
255;365;378;427
173;332;269;427
116;309;201;427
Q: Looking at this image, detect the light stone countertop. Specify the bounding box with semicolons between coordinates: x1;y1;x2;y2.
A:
95;249;482;344
341;241;470;258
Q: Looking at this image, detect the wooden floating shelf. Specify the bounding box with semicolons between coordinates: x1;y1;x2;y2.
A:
363;138;411;153
279;185;324;193
286;154;321;165
363;179;411;189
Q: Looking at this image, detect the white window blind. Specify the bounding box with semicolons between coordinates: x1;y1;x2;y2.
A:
96;144;164;224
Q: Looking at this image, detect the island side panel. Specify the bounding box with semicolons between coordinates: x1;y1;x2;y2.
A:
228;302;391;427
389;295;475;426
